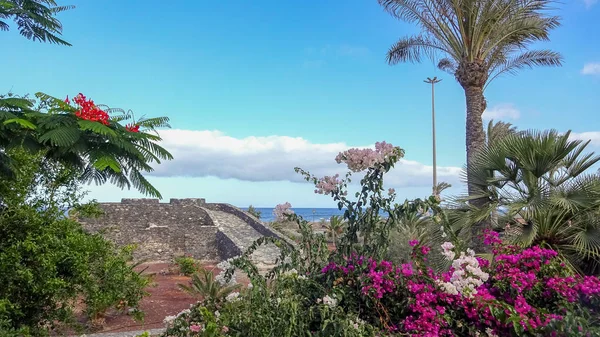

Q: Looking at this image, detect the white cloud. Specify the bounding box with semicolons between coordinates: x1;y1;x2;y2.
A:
581;62;600;75
584;0;598;9
150;130;462;188
569;131;600;147
483;104;520;120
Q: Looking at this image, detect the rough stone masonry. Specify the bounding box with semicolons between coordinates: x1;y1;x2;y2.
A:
78;198;289;267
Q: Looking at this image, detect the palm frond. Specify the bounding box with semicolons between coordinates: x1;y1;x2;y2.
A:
386;35;448;65
379;0;561;91
487;50;563;88
437;57;456;74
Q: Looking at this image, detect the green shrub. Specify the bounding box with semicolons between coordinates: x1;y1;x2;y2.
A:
246;205;261;220
0;206;151;334
0;149;151;335
174;255;199;276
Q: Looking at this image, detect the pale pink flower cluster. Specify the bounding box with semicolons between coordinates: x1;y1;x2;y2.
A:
335;141;398;172
315;174;345;195
437;243;489;298
441;242;455;260
273;202;294;222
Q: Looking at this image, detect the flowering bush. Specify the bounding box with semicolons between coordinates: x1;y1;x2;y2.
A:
272;202;294;222
68;93;110;125
161;142;600;336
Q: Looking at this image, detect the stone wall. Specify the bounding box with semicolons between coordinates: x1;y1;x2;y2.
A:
79;198;218;262
215;230;242;260
204;203;295;246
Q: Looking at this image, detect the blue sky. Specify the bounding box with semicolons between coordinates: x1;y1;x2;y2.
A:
3;0;600;207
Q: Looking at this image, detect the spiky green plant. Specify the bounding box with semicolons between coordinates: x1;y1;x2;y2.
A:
178;268;241;302
324;215;346;247
453;129;600;274
378;0;563;228
0;92;173;199
0;0;74;45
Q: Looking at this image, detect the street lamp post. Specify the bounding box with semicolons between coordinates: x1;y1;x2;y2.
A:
424;77;441;196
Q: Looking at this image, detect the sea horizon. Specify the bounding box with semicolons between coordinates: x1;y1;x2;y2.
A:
239;207;346;223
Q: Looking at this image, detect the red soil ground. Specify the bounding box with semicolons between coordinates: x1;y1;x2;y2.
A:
81;262;250;334
77;241;333;334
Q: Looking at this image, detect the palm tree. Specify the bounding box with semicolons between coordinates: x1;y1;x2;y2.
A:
378;0;563;205
0;0;74;45
464;129;600;274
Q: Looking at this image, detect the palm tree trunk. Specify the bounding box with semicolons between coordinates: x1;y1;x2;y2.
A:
464;85;490;250
465;85;486;185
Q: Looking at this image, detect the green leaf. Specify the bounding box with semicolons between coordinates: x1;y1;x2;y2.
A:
38;127;81;147
78;120;117;137
93;156;122;173
3;118;36;129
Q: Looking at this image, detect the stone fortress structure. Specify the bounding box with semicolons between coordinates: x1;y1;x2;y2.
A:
78;198;288;268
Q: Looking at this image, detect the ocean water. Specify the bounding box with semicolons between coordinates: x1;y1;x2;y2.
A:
240;207;346;223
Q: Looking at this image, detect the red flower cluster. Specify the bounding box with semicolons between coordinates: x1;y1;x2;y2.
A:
70;93;110;125
125;124;140;133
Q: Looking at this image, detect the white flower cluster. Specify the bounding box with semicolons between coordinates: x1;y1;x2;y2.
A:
474;328;499;337
225;291;241;302
349;317;366;330
163;307;192;326
283;268;298;276
437;243;489;298
319;295;337;307
178;309;190;317
216;257;239;286
281;268;307;280
163;315;177;325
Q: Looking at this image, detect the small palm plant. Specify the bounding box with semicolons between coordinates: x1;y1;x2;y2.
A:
324;215;346;248
456;129;600;275
178;267;241;303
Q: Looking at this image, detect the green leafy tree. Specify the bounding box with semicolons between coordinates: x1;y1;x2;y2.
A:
0;149;151;335
459;129;600;274
0;0;73;45
0;93;173;199
378;0;563;212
